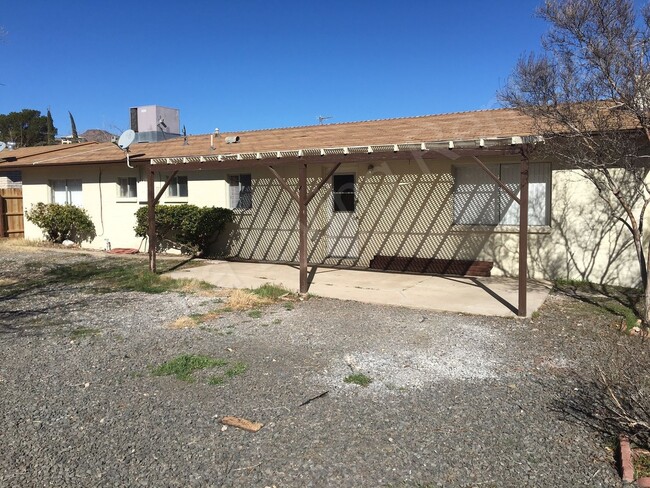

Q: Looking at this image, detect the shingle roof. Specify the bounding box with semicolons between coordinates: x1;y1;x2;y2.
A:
0;108;535;169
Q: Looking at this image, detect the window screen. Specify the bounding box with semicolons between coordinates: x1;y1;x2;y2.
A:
117;177;137;198
228;174;252;209
51;179;82;206
453;163;551;226
169;176;188;198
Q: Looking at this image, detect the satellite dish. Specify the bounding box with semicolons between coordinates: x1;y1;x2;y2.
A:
0;142;6;153
116;130;137;168
117;130;136;150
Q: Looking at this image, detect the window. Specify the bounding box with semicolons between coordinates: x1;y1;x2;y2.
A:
228;174;252;209
453;163;550;226
332;174;355;212
117;177;137;198
50;179;82;206
168;175;188;198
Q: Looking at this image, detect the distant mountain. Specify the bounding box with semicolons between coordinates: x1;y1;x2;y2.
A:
80;129;115;143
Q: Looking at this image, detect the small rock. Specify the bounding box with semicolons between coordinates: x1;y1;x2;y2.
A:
221;425;227;432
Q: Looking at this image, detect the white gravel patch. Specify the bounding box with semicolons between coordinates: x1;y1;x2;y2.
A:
317;323;503;393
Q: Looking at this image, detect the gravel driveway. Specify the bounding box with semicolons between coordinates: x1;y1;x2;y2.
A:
0;247;637;487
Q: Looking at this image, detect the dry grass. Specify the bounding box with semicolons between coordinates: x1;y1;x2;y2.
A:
168;284;294;327
0;238;53;250
173;279;221;297
634;449;650;478
0;277;19;286
225;289;273;310
167;316;198;329
193;311;223;324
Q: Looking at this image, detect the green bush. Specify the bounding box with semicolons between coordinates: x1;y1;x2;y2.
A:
25;202;96;244
134;204;233;255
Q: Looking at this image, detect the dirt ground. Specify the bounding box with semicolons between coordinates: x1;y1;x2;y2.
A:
1;246;644;487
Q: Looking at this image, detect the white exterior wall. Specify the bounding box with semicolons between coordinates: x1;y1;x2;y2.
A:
20;158;645;287
218;156;644;287
488;168;643;287
22;164;229;251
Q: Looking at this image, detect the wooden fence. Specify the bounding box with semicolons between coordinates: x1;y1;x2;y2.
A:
0;188;24;238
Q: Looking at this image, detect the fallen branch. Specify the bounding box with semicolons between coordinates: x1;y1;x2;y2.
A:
299;391;329;407
221;416;263;432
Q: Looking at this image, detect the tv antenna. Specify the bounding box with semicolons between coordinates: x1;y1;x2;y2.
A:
115;129;136;168
318;115;332;125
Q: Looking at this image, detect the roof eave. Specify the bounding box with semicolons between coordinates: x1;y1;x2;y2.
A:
151;136;542;167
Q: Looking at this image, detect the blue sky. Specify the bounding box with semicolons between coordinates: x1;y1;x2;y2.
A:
2;0;550;136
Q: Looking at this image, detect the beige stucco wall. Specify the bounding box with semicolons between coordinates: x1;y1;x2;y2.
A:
218;156;643;287
20;156;643;288
22;164;229;251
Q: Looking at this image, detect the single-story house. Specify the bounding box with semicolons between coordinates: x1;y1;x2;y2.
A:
0;107;644;310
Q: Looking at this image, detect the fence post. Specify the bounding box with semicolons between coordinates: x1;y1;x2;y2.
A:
0;193;5;238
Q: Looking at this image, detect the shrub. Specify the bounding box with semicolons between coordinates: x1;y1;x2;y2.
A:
25;202;96;243
134;204;233;255
559;346;650;451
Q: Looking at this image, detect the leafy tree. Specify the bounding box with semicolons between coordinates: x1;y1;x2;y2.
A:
26;203;96;244
500;0;650;322
46;109;56;145
134;204;234;256
68;111;79;143
0;109;51;147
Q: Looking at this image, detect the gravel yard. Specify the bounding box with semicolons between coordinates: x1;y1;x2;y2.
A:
0;246;643;487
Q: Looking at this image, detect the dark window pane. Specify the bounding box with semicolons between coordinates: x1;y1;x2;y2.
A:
333;174;354;192
230;174;252;209
332;174;355;212
178;176;188;197
333;193;355;212
237;189;252;209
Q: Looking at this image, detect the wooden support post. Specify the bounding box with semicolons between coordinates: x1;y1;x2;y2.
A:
155;170;178;204
518;158;529;317
471;156;520;204
268;166;299;203
147;168;157;273
306;162;341;204
0;193;5;238
298;163;308;293
268;163;339;294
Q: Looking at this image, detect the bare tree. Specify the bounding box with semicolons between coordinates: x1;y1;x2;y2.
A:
500;0;650;322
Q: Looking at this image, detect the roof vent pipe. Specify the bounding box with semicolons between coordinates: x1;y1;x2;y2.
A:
225;136;240;144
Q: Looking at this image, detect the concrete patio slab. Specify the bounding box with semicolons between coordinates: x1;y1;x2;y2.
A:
168;260;551;317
